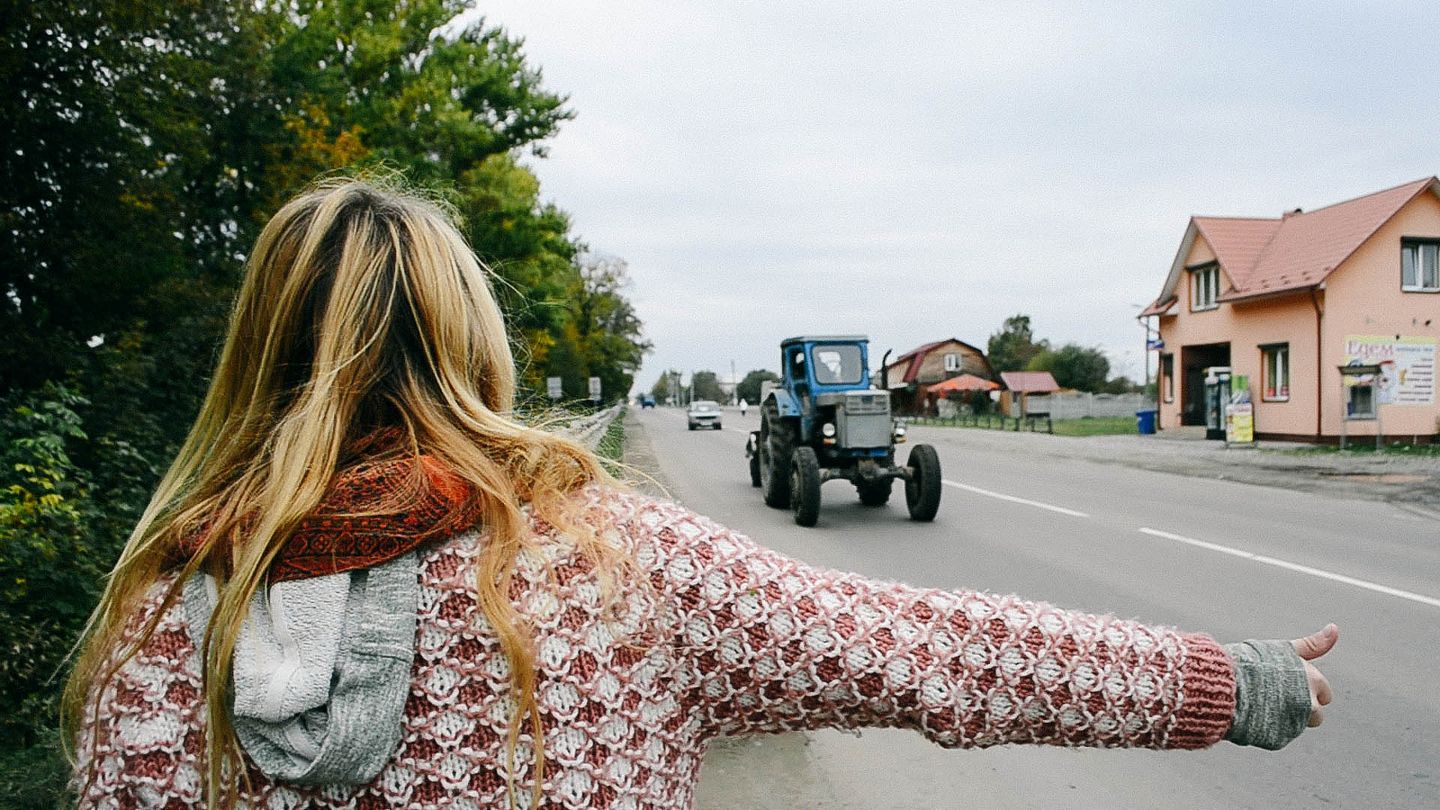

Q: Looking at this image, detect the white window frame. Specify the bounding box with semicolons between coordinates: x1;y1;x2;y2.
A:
1191;264;1220;311
943;352;961;372
1262;344;1289;402
1401;239;1440;292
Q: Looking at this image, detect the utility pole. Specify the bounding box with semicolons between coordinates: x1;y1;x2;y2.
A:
730;359;736;405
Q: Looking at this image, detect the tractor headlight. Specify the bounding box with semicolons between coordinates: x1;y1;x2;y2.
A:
821;422;836;438
893;423;907;443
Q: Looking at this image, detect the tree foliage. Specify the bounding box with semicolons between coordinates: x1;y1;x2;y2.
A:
735;369;780;404
690;371;726;403
1;1;649;798
986;314;1050;373
1027;344;1112;392
649;370;682;403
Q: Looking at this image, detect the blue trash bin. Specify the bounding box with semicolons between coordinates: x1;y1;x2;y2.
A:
1136;409;1157;435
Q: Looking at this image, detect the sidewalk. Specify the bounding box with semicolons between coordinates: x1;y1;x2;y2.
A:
905;423;1440;511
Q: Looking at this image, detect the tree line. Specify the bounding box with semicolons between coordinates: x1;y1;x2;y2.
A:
0;1;648;801
987;315;1139;394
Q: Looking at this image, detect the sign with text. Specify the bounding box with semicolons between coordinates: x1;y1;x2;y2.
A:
1343;335;1436;405
588;376;601;402
547;376;563;399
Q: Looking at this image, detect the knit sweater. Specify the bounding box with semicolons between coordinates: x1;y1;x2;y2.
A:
76;486;1237;809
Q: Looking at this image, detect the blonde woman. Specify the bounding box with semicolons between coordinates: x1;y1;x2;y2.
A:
66;180;1336;809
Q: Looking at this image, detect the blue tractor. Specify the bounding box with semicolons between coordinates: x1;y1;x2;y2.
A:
745;335;942;527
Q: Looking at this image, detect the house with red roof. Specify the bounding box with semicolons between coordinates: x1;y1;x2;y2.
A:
878;338;994;415
1141;178;1440;441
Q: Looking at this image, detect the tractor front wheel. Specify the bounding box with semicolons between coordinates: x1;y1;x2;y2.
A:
905;444;942;522
790;447;822;527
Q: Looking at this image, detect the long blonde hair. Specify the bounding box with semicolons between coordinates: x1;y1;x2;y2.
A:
63;177;618;806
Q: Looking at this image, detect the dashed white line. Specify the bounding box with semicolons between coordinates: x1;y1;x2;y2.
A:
942;479;1089;518
1138;527;1440;609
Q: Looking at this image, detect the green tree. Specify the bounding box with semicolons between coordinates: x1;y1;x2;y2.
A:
736;369;780;404
1027;344;1111;392
1103;376;1139;395
650;371;678;403
549;256;651;404
986;314;1050;373
691;371;726;403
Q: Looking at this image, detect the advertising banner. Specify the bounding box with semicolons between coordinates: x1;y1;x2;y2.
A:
1343;336;1436;405
1225;373;1255;446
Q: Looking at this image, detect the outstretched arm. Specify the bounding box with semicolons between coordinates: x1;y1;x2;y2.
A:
631;499;1239;750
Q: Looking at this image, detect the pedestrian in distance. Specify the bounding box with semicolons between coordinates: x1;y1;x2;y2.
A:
66;179;1337;809
739;397;748;417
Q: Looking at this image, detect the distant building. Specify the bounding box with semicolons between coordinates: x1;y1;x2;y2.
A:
1141;178;1440;442
879;338;995;415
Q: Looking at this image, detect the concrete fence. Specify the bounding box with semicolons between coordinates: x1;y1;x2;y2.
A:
1031;392;1151;420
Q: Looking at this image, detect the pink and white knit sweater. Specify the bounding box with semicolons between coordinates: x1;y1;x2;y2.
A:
77;486;1236;808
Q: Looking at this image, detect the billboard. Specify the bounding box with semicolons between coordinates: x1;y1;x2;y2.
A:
1343;335;1436;405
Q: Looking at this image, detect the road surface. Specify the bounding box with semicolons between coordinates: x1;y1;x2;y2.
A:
623;407;1440;810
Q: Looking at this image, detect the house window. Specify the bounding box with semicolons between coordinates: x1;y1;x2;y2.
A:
1161;354;1174;402
1401;239;1440;292
1190;264;1220;310
1347;384;1375;420
943;353;961;372
1262;344;1289;401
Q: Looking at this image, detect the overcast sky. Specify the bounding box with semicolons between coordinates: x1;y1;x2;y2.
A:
466;2;1439;392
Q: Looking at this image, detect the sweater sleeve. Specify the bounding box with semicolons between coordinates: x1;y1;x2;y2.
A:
625;494;1236;750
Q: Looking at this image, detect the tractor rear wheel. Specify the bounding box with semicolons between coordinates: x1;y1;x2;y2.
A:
904;444;942;522
856;478;892;506
759;402;793;508
790;447;822;527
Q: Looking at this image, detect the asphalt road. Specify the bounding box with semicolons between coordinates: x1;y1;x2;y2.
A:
626;406;1440;810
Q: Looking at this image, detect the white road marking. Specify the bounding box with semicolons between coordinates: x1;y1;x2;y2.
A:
942;480;1089;518
1138;527;1440;609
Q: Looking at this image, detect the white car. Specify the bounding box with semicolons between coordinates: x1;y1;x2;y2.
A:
687;400;722;430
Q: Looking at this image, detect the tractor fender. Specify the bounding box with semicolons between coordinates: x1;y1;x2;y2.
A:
766;388;801;418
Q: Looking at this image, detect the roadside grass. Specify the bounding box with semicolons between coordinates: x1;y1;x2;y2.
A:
1049;416;1138;437
1271;442;1440;457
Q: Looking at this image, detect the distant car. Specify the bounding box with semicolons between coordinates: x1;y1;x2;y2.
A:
640;395;656;409
687;400;722;430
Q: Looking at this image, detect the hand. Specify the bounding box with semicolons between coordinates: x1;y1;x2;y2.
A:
1290;623;1338;727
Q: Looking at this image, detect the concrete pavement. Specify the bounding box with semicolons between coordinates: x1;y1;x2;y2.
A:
624;406;1440;810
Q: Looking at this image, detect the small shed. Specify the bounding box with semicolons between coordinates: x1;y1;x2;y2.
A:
999;371;1060;417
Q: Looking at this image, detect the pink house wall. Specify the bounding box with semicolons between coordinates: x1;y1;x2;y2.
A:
1319;192;1440;438
1155;234;1317;434
1155;189;1440;439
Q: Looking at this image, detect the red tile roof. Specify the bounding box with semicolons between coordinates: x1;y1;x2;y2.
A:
1143;178;1439;311
999;371;1060;393
1139;295;1176;317
1192;217;1283;290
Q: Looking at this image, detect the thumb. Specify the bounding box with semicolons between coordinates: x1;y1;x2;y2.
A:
1291;623;1339;661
